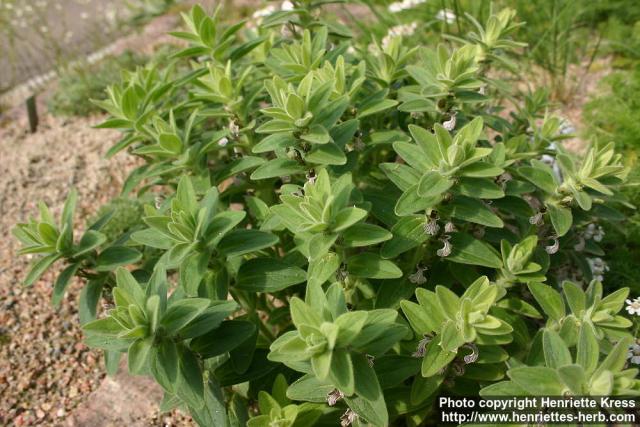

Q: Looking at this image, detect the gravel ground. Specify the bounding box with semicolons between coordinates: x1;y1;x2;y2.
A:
0;106;133;425
0;8;203;426
0;99;194;427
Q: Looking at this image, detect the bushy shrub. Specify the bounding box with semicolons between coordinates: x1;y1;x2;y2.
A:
14;3;640;425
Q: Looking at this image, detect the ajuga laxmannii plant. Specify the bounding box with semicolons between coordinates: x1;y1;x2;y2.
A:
13;2;640;425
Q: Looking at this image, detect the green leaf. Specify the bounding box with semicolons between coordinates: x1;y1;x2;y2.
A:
250;158;305;180
393;141;431;171
395;185;440;216
287;374;334;403
562;281;586;315
447;233;503;268
435;286;461;317
421;336;456;377
347;253;403;279
229;322;258;375
290;298;322;328
519;162;557;193
95;246;142;272
179;301;238;339
508;367;564;395
344;392;388;427
358;98;398;118
305;142;347;165
204;210;247;248
213;156;266;182
593;336;632;379
441;196;503;228
161;299;211;336
528;282;565;321
121;86;138;120
52;262;80;307
456;178;505;199
381;215;428;259
131;229;173;249
542;329;572;369
329;349;354;395
558;364;586;394
217;230;278;257
307;252;341;287
176;346;204;409
352;353;382;401
400;300;433;336
379;163;421;192
411;375;443;405
128;338;153;374
180;252;210;296
159;133;183;154
214;349;277;386
375;355;421;389
236;258;306;292
342;223;392;247
189;379;229;427
417;172;453;198
190;320;257;359
576;325;599;375
301;125;331;145
24;253;62;286
331;207;368;232
546;203;572;237
74;230;107;256
79;279;104;324
252;133;297;154
480;381;527;396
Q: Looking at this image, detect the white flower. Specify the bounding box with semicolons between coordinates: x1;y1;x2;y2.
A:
388;2;405;13
382;22;418;49
387;22;418;37
443;113;457;131
340;409;358;427
628;342;640;364
424;218;440;236
218;137;229;147
529;211;544;226
281;1;294;11
326;389;344;406
408;266;428;284
584;224;605;242
228;121;240;137
545;237;560;254
252;4;276;19
388;0;426;13
559;118;576;136
588;257;609;282
626;298;640;316
437;237;452;257
435;8;456;24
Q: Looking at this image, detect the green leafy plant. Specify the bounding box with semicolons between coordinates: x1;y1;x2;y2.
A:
48;51;147;117
13;3;639;426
